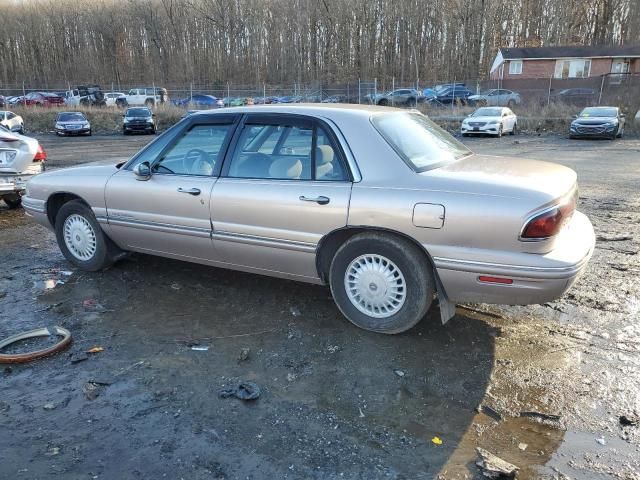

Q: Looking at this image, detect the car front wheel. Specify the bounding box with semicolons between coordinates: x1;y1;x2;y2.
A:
329;233;434;334
55;200;122;271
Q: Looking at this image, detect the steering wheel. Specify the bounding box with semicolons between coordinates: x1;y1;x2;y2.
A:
182;148;211;175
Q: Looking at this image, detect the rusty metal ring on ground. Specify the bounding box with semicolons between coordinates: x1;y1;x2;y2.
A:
0;326;72;364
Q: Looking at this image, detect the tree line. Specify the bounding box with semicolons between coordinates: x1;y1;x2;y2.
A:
0;0;638;90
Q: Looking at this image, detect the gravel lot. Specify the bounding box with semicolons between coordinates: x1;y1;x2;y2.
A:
1;132;639;479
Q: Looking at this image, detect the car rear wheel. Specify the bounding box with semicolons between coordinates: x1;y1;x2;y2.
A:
329;233;434;334
2;194;22;209
18;124;24;134
378;99;389;106
510;123;517;135
55;200;122;271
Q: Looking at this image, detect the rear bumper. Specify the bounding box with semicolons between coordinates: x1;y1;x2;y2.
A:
434;211;595;305
0;174;36;195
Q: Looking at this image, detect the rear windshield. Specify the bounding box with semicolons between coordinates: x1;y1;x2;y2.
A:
579;107;617;118
58;113;86;121
371;112;471;172
127;108;151;116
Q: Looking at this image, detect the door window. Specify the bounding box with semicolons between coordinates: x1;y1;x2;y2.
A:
227;121;347;181
152;124;234;176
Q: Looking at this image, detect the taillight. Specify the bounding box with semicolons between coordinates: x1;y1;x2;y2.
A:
521;195;576;240
33;144;47;162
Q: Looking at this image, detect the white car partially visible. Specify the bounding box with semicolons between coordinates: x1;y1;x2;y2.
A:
105;92;125;107
0;110;24;134
461;107;518;137
635;109;640;129
0;125;47;208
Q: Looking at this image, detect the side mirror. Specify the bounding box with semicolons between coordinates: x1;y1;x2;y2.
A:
133;161;152;181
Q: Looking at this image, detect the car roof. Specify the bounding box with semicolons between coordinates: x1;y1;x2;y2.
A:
189;103;402;119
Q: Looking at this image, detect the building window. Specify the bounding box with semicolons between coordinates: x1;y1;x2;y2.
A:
509;60;522;75
554;59;591;79
611;59;630;74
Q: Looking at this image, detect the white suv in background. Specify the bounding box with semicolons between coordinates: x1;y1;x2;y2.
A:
115;87;169;107
0;111;24;134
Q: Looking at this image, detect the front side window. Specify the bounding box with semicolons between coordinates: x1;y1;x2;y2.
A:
227;121;347;181
152;124;234;176
372;112;471;172
509;60;522;74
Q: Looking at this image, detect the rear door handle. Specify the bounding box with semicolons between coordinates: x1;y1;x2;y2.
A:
299;195;330;205
177;187;201;196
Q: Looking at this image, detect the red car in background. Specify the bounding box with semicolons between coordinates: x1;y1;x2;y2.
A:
23;92;65;107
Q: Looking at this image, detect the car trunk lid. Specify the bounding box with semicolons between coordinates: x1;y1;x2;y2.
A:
0;130;38;173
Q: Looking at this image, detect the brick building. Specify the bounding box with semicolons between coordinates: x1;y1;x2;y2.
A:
490;45;640;80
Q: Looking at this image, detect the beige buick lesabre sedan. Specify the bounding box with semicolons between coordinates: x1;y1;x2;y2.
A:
23;105;595;334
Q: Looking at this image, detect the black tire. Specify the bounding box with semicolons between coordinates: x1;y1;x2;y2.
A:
123;128;129;135
54;200;122;271
507;99;515;108
144;99;154;107
510;123;517;135
2;194;22;209
87;129;92;136
378;99;389;106
497;124;503;137
329;232;435;334
616;126;624;138
18;125;24;135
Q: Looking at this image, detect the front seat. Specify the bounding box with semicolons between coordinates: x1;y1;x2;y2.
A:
268;157;303;179
315;145;334;179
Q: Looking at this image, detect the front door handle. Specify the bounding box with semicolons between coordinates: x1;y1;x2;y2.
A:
299;195;330;205
177;187;201;196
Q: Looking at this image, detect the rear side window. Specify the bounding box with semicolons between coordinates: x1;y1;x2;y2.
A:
372;112;471;172
227;121;348;181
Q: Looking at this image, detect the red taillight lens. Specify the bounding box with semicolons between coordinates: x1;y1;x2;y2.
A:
521;200;575;240
33;144;47;162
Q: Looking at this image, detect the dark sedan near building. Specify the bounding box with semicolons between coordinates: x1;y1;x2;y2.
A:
569;106;625;139
122;107;156;135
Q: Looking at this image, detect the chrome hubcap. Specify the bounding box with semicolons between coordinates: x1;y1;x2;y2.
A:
344;254;406;318
63;214;97;261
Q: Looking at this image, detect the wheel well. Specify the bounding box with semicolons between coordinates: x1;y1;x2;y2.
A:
316;227;437;284
46;193;88;227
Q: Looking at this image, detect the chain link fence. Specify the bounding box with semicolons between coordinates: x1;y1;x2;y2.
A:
1;74;638;115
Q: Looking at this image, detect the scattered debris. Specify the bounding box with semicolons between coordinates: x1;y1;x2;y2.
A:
286;372;297;382
238;347;250;362
518;443;528;451
327;345;340;354
0;291;6;299
0;326;72;364
190;345;209;351
480;404;503;422
33;279;64;290
596;234;632;242
70;352;88;364
358;407;365;418
170;282;181;290
289;306;301;317
519;411;561;422
431;436;443;446
44;447;60;456
476;447;519;479
82;382;102;401
394;369;406;377
85;346;104;354
43;403;56;411
595;436;606;446
218;381;261;401
619;414;638;427
82;299;110;313
0;401;10;412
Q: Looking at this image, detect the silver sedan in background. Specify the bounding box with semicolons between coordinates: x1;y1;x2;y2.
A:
23;105;594;334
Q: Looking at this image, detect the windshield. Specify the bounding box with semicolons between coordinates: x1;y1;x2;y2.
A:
371;112;471;171
127;108;151;117
58;113;86;122
579;107;617;118
472;107;503;117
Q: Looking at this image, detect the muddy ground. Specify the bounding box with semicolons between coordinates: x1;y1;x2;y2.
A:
1;132;639;479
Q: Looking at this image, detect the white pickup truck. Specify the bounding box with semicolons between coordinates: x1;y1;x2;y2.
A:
115;87;169;107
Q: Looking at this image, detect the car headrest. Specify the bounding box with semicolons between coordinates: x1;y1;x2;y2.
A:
269;157;303;179
315;145;334;165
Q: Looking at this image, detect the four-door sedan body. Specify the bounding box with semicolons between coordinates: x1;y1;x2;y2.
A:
55;112;91;136
468;89;521;107
123;107;156;135
23;105;595;334
569;106;625;139
461;107;518;136
0;110;24;134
